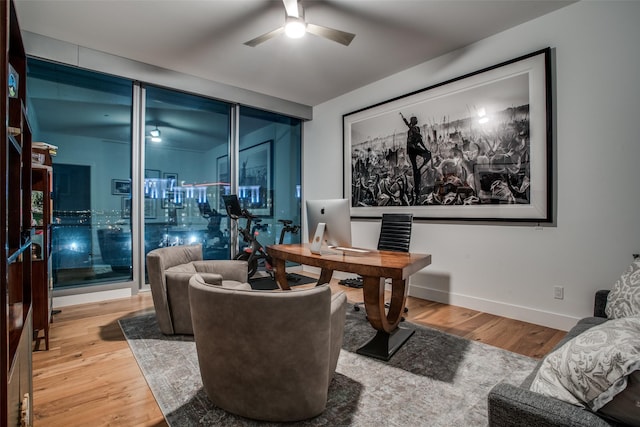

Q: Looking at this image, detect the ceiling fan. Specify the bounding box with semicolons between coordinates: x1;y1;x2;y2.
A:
244;0;355;47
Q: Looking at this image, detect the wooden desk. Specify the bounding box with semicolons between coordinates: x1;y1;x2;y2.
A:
267;244;432;360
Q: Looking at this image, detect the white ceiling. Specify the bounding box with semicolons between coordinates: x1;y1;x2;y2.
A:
14;0;574;107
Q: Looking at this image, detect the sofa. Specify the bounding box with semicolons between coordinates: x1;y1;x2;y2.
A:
488;289;635;426
188;274;347;422
147;244;251;335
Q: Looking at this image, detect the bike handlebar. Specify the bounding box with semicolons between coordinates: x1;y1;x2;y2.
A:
229;211;299;236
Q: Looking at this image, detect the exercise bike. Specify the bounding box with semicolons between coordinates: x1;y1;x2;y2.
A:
222;194;300;279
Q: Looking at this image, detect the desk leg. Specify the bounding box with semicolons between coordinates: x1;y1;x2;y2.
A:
317;268;333;286
361;276;406;333
356;276;412;360
356;327;415;361
388;278;409;322
272;258;290;290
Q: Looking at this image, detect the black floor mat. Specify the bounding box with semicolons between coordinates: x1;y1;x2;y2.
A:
249;273;316;290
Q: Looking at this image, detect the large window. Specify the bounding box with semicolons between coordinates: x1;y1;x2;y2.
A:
27;59;302;293
236;106;302;253
143;86;232;264
27;59;134;289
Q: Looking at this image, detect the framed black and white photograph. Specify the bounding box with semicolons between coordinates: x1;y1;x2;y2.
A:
163;172;178;184
343;48;552;222
111;179;131;195
121;197;131;219
216;155;231;211
238;140;273;216
145;169;161;179
32;190;44;226
122;197;156;218
216;155;229;184
144;198;156;219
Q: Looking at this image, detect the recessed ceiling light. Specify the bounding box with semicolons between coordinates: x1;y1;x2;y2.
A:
150;126;162;142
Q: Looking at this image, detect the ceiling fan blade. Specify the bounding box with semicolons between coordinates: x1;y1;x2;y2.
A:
306;23;355;46
244;26;285;47
282;0;299;18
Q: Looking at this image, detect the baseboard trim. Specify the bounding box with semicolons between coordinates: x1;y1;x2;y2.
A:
408;284;579;331
302;266;578;331
53;287;132;308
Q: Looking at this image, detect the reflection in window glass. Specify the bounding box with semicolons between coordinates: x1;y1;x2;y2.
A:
234;106;302;274
27;59;303;291
144;86;232;264
27;59;134;289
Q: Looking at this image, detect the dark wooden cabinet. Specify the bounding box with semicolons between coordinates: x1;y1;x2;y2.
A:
32;163;53;350
2;1;34;426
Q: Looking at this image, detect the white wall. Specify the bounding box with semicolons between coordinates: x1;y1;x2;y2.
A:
304;1;640;331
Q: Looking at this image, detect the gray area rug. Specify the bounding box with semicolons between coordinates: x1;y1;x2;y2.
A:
119;306;537;426
249;273;316;290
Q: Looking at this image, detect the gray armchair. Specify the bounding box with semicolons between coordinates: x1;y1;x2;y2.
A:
487;290;624;427
146;244;250;335
188;273;347;422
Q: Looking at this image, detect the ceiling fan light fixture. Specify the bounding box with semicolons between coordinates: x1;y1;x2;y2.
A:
285;17;306;39
244;0;355;47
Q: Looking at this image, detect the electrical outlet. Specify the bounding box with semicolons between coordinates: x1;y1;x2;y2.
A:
554;286;564;300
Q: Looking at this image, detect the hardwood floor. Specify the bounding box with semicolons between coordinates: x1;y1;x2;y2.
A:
32;279;566;426
32;294;167;427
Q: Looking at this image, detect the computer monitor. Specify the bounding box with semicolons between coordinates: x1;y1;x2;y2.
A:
305;198;352;254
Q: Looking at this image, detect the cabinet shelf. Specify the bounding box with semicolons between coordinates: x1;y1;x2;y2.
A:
31;160;52;352
3;1;35;425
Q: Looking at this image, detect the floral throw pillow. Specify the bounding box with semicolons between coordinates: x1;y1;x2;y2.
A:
606;259;640;319
530;317;640;417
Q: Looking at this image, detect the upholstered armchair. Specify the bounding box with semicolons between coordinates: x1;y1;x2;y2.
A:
146;244;250;335
188;273;347;422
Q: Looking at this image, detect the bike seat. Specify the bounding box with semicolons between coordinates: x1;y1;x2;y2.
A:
278;219;293;226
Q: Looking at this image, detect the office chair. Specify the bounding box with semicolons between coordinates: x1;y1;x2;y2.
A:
346;213;413;316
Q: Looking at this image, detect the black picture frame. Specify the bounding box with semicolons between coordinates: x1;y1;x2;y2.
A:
163;172;178;183
122;197;156;218
216;155;230;211
145;169;161;179
238;140;273;217
343;48;552;222
121;197;131;219
144;198;156;219
111;179;131;195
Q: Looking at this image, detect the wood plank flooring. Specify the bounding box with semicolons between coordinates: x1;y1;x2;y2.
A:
32;279;566;426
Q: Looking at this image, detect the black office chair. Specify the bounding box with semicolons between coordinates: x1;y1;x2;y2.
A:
376;213;413;252
345;213;413;315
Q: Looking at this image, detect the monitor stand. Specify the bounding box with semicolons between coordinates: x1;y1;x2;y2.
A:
310;223;369;255
309;222;326;255
309;223;340;256
328;246;370;254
